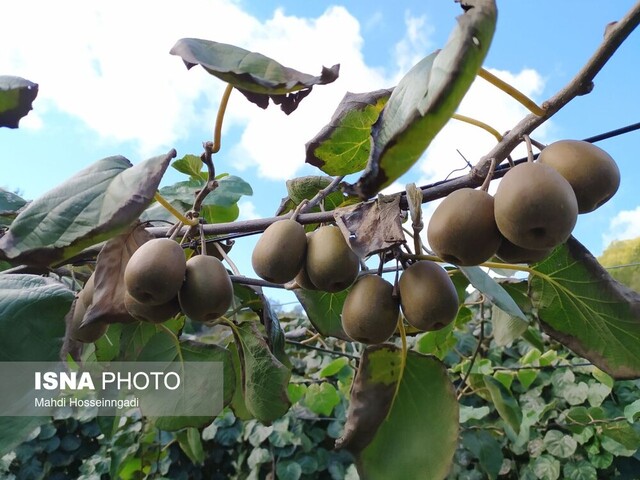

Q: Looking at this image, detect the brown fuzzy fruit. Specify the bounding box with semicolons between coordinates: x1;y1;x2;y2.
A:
252;219;307;284
494;162;578;250
179;255;233;322
125;292;181;324
124;238;186;305
341;275;399;344
496;238;553;264
306;226;359;292
538;140;620;213
427;188;502;266
398;261;459;331
70;298;108;343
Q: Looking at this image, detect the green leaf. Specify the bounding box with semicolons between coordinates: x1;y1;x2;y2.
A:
345;0;497;198
201;203;240;224
294;288;350;340
176;428;205;466
530;237;640;378
533;454;561;480
319;357;350;378
233;321;291;423
0;75;38;128
135;332;235;431
338;346;458;480
624;399;640;424
170;38;339;114
0;187;27;227
0;274;73;361
157;175;252;207
462;430;503;480
459;405;491;423
171;154;205;180
543;430;577;458
483;375;522;434
461;266;527;321
228;342;253;420
285;176;346;211
276;460;302;480
304;383;341;416
563;460;597;480
491;304;528;346
600;420;640;450
0;151;175;266
0;417;48;457
287;383;307;404
306;90;391;175
517;368;538;389
415;321;456;360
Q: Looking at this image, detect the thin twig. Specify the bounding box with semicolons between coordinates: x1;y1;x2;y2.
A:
300;175;346;214
285;339;360;360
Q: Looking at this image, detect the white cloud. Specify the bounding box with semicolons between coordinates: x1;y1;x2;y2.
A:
603;206;640;246
1;1;547;190
238;199;261;221
418;67;547;187
394;12;435;76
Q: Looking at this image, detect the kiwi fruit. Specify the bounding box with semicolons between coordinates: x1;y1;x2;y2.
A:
124;238;186;305
398;261;459;331
427;188;502;266
179;255;233;322
125;292;180;324
252;219;307;284
341;275;399;344
496;238;553;264
538;140;620;213
494;162;578;250
294;233;317;290
306;225;360;292
70;297;108;343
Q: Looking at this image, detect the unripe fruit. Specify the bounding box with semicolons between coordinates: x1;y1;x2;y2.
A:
494;162;578;250
252;219;307;284
125;292;180;324
179;255;233;322
306;226;360;292
70;298;108;343
341;275;398;344
496;238;553;264
124;238;186;305
538;140;620;213
427;188;502;266
294;232;317;290
398;261;459;331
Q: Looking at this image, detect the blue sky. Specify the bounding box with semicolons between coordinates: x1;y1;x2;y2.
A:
1;0;639;304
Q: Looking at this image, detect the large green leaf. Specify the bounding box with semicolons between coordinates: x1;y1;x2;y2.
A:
306;90;392;175
0;188;27;227
170;38;339;114
0;75;38;128
530;237;640;379
345;0;497;199
136;331;235;431
294;288;350;340
156;175;252;207
338;346;458;479
0;151;175;266
232;321;291;423
460;266;527;321
483;375;522;434
0;274;73;361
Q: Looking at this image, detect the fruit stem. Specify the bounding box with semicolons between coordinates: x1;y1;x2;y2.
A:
406;253;534;274
212;84;234;153
214;242;241;276
478;68;546;116
452;114;503;142
153;192;198;227
480;157;496;192
523;134;535;163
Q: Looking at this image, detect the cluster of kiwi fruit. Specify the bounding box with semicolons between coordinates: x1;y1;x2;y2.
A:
427;140;620;265
124;238;233;324
252;220;360;292
252;219;461;345
70;238;234;343
342;261;460;344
